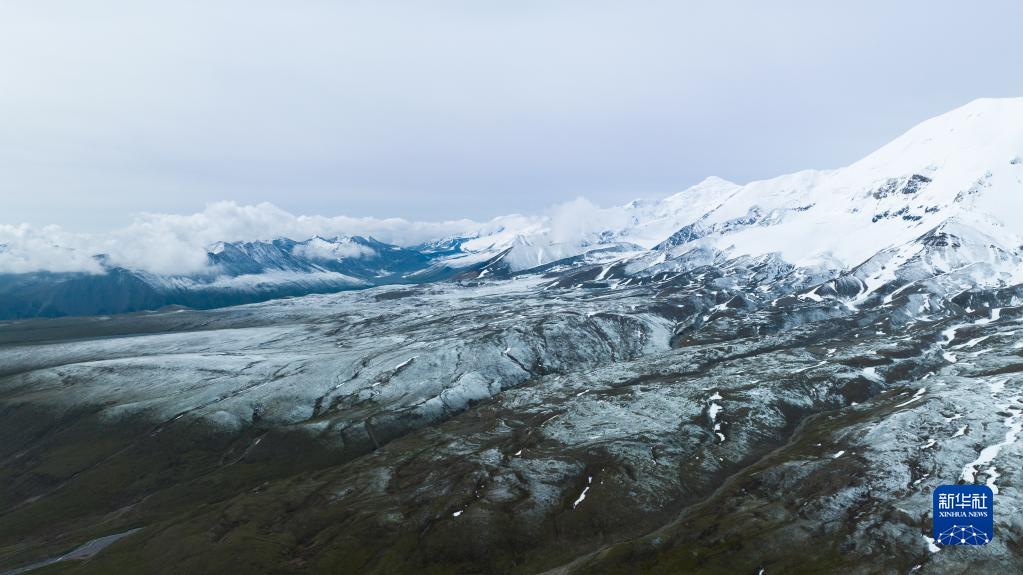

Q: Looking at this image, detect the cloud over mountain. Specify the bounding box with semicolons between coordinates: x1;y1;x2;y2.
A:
0;202;484;275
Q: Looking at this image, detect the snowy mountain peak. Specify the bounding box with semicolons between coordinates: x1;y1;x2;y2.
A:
457;100;1021;273
855;97;1023;174
637;98;1023;272
847;97;1023;228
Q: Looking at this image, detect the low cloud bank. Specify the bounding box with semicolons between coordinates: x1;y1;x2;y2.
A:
0;202;484;275
0;197;652;276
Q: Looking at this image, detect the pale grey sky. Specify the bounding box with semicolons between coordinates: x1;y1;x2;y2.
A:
2;1;1022;230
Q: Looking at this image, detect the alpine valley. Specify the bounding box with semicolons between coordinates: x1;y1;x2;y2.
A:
2;98;1023;574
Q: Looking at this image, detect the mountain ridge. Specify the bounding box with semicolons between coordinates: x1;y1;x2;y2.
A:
1;98;1021;319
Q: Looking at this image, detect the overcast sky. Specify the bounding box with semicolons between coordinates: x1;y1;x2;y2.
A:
2;1;1022;231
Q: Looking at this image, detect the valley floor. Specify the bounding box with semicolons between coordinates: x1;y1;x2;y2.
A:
1;277;1022;574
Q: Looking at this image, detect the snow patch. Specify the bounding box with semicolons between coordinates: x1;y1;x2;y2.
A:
572;476;593;509
960;404;1022;486
894;387;926;408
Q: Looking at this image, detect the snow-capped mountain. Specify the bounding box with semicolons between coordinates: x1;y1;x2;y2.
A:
548;99;1023;289
436;99;1023;280
651;98;1023;268
1;98;1021;320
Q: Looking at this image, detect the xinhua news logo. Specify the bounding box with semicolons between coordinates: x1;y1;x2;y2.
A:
933;484;994;546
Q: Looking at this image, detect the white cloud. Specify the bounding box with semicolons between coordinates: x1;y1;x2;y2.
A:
545;197;630;245
0;224;105;274
0;196;662;275
0;202;483;275
291;237;377;261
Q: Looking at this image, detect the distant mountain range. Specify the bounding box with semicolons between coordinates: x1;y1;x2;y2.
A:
2;97;1022;319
